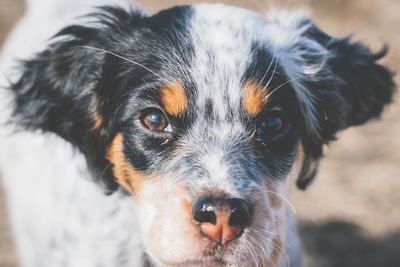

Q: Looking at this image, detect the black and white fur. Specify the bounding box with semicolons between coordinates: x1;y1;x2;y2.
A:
0;0;395;266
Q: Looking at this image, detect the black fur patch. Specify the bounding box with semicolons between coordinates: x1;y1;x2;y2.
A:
296;21;396;189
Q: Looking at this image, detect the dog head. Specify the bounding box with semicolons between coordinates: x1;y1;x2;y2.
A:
9;4;395;266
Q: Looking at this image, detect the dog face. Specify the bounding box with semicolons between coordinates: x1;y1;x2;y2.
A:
9;4;394;266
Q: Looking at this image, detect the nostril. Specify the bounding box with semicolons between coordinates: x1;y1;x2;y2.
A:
193;196;252;245
228;198;251;227
193;197;217;224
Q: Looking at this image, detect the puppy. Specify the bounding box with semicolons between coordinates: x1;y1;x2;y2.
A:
0;0;395;266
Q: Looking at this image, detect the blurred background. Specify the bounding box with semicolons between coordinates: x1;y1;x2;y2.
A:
0;0;399;266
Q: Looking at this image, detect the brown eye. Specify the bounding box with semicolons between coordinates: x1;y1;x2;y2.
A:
142;111;171;132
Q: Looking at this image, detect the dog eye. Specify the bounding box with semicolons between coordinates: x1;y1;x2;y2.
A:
141;110;171;132
257;113;286;137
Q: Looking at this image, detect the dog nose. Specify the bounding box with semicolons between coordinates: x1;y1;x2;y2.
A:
193;197;251;245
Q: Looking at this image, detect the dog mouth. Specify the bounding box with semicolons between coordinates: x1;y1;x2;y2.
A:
152;241;237;266
162;240;250;267
172;257;228;267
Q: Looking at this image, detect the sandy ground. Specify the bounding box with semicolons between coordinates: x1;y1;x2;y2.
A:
0;0;399;266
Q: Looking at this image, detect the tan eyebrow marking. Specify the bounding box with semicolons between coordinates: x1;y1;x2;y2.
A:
243;80;269;115
160;79;188;116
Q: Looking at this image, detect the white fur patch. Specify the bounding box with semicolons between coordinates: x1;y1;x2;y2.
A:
263;9;332;135
0;1;144;266
0;2;310;266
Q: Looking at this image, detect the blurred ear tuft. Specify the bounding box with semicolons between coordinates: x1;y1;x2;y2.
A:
328;42;395;128
267;11;396;188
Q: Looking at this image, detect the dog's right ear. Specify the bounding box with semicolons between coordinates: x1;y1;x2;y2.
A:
9;6;145;192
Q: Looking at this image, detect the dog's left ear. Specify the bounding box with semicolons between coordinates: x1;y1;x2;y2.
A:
267;11;396;188
302;23;395;131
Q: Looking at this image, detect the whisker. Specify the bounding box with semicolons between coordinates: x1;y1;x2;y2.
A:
263;57;278;91
264;190;297;215
257;49;277;88
242;237;259;266
74;45;169;83
265;76;302;100
248;230;269;261
253;232;289;267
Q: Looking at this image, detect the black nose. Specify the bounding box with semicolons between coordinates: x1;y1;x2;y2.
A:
193;197;251;245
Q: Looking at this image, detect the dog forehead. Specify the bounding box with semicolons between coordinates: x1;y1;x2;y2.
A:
156;5;275;150
186;4;269;117
191;3;265;31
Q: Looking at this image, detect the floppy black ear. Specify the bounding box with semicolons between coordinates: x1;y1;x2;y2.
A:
268;12;396;189
9;7;144;192
301;28;395;189
304;24;395;130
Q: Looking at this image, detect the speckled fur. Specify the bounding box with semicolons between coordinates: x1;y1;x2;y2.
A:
0;0;394;266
